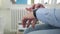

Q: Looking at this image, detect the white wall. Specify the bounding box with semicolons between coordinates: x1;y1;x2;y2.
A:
0;9;11;33
1;0;11;8
0;0;2;7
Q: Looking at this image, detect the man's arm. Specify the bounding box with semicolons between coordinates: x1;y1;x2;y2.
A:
35;8;60;27
22;8;60;28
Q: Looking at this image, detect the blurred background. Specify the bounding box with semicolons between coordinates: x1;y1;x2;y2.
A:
0;0;60;34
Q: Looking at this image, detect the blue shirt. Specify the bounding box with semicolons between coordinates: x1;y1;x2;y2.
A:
36;8;60;27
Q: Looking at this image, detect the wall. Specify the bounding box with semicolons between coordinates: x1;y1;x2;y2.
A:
0;9;11;33
0;0;2;7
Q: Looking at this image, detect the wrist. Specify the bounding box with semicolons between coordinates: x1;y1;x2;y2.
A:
33;10;37;19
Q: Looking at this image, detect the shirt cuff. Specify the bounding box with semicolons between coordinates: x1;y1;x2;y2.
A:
33;9;38;19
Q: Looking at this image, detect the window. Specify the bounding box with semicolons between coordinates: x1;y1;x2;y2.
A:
57;0;60;4
11;0;28;4
48;0;52;4
34;0;44;4
11;0;60;5
44;0;48;4
16;0;27;4
34;0;40;4
27;0;32;5
34;0;50;4
11;0;33;5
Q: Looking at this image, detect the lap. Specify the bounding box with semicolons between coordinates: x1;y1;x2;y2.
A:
24;24;60;34
27;29;60;34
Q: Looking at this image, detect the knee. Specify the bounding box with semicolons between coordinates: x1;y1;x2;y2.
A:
23;24;41;34
23;26;34;34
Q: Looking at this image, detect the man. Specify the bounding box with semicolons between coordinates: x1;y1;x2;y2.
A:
22;4;60;34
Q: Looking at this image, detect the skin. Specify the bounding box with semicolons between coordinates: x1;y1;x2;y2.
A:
26;3;45;12
22;3;45;28
22;12;37;28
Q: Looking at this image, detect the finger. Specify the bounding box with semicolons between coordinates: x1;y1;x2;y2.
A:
25;8;29;11
27;20;31;28
22;18;28;28
26;8;32;12
31;19;37;28
31;4;35;9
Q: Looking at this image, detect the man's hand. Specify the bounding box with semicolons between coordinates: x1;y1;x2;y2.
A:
22;12;37;28
26;3;45;12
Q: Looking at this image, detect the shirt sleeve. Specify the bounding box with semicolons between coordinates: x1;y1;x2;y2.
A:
36;8;60;27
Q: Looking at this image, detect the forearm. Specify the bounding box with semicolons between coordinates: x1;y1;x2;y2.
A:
33;8;60;27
